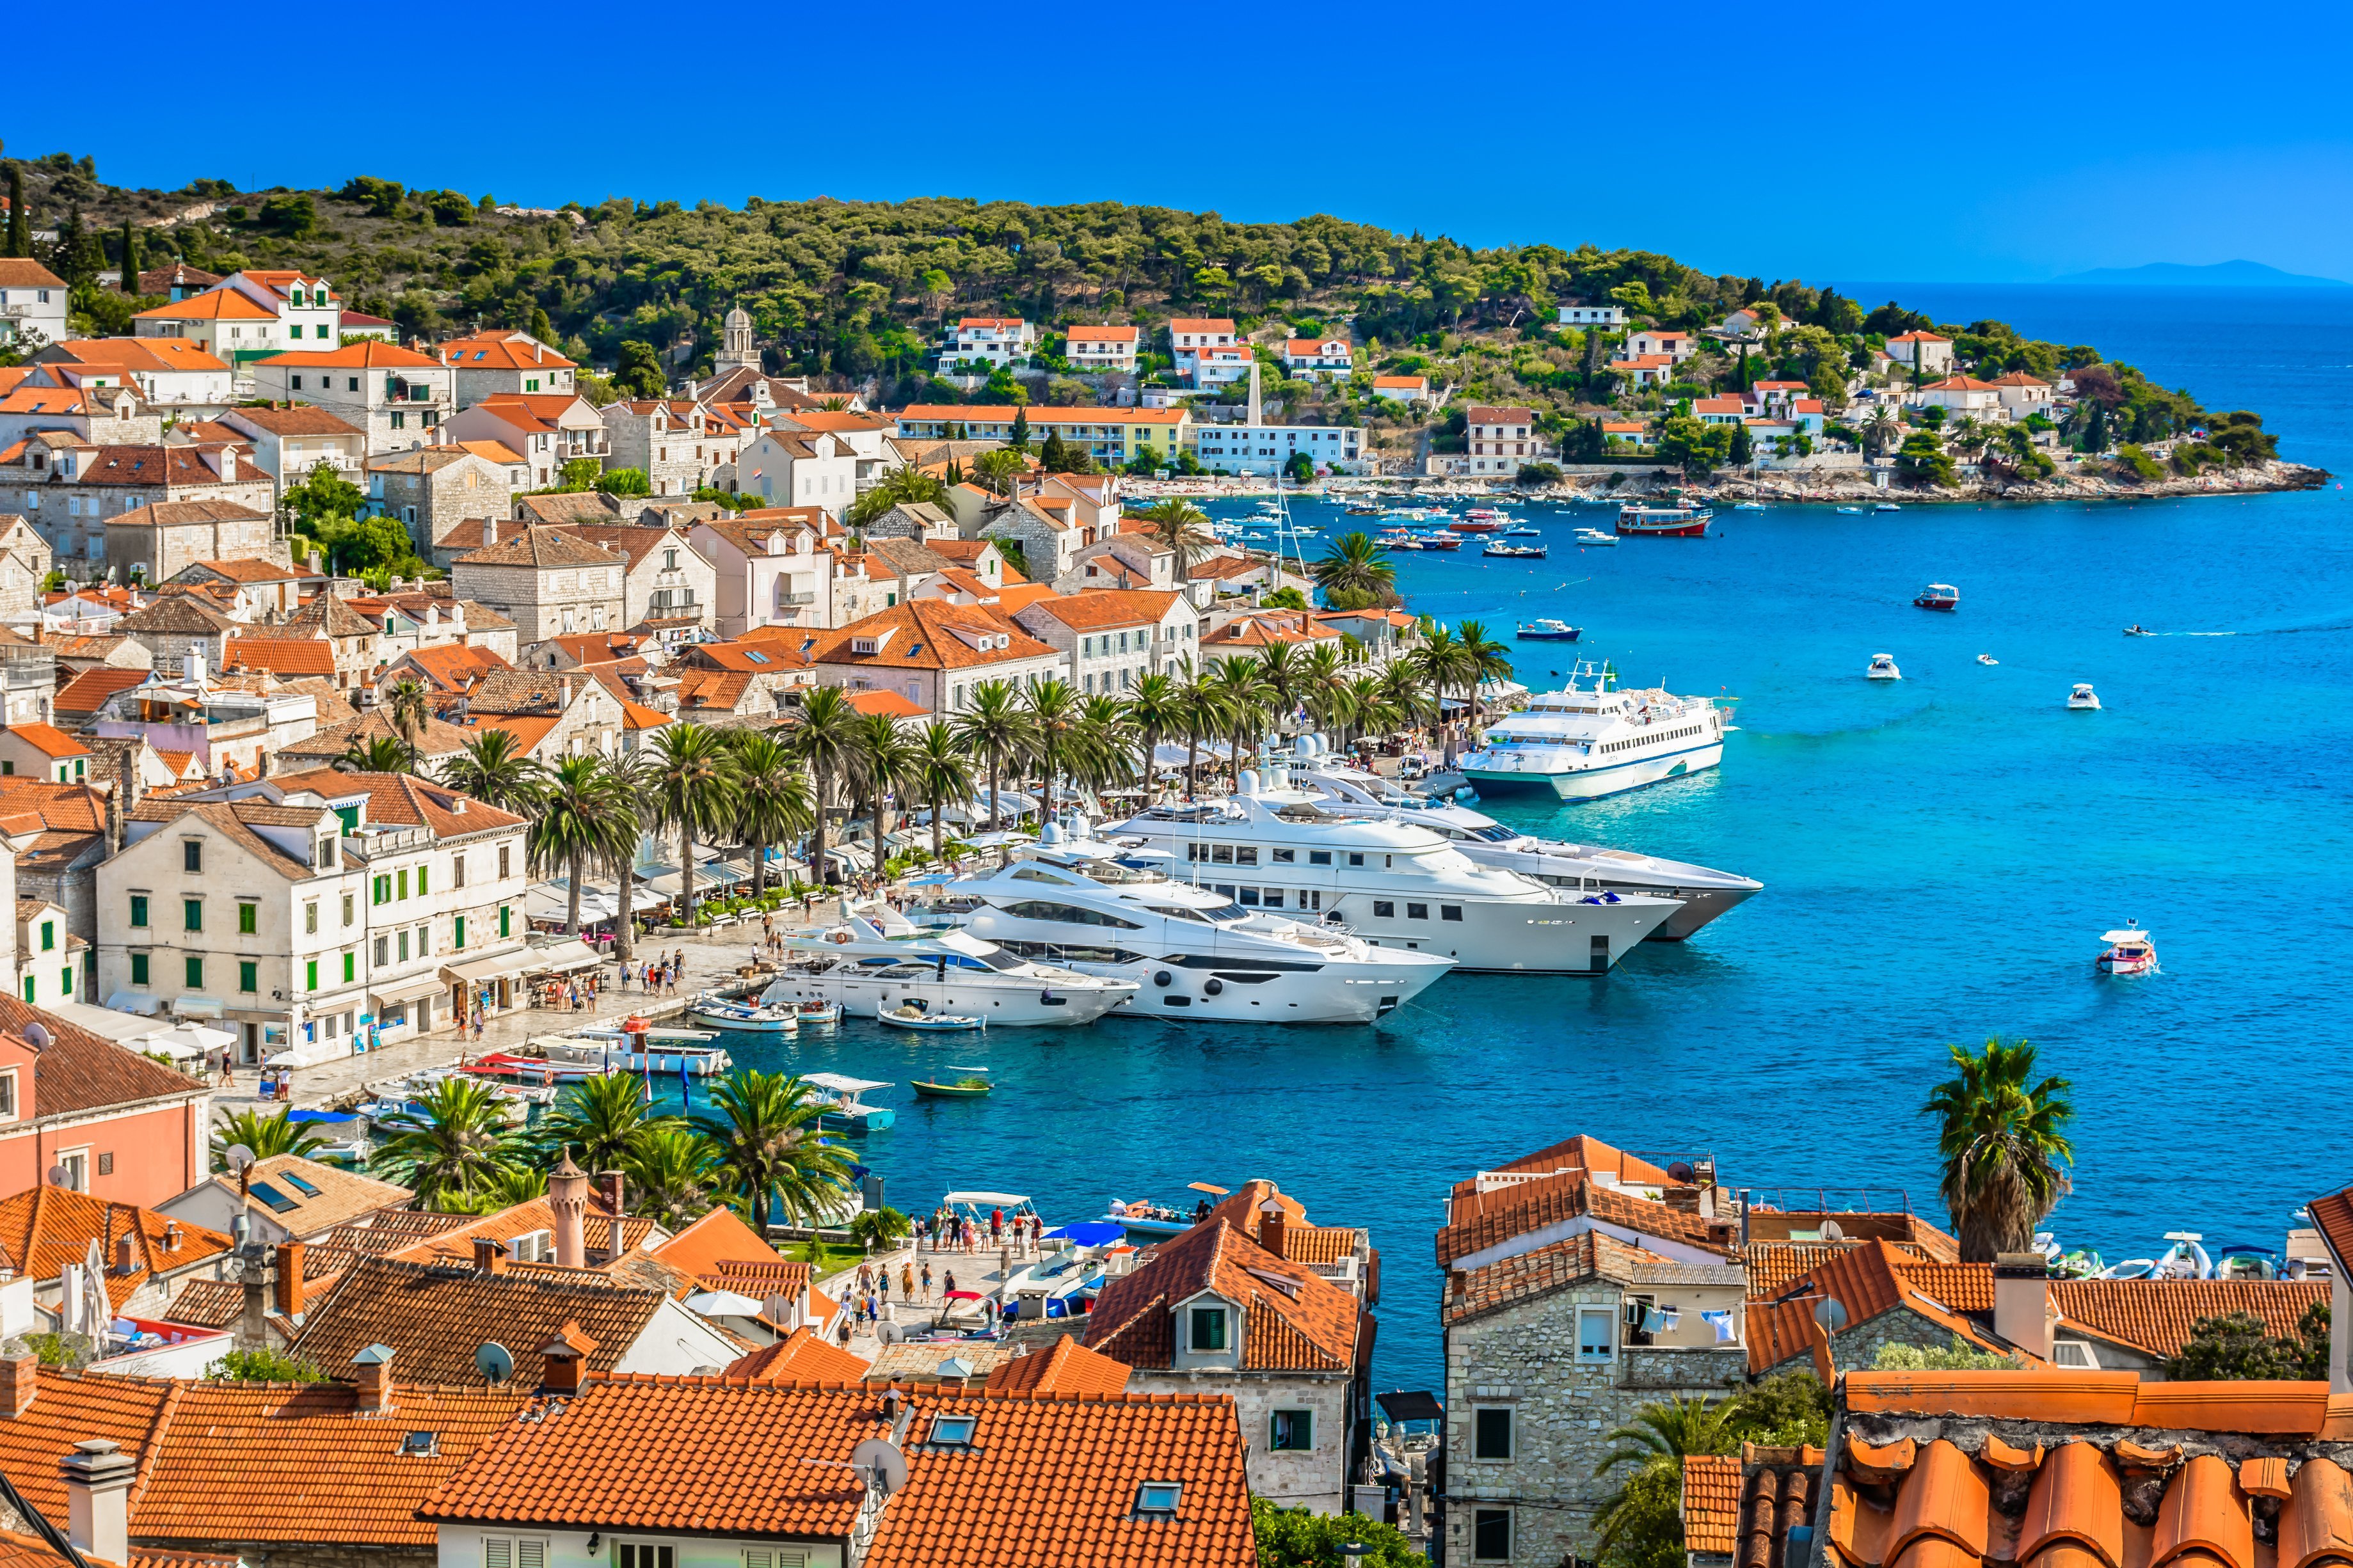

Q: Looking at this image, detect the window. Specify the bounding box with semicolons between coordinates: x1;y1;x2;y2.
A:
397;869;409;900
417;866;429;896
1475;1407;1514;1460
129;953;149;985
342;892;355;926
58;968;70;996
374;936;390;966
343;951;356;983
1443;905;1464;921
184;956;203;988
616;1546;673;1568
929;1414;977;1446
38;921;52;952
0;1072;15;1120
452;855;466;889
56;1151;86;1193
499;846;511;878
1347;852;1364;867
1309;851;1331;866
1269;1409;1313;1451
305;901;319;934
239;961;257;994
307;958;319;992
1137;1483;1182;1516
1188;1305;1227;1352
397;930;410;962
1272;848;1295;863
373;875;390;906
129;896;147;928
1577;1306;1615;1361
481;1538;548;1568
237;902;257;935
1373;901;1394;918
184;840;202;872
183;898;202;932
1472;1509;1513;1561
1407;903;1428;920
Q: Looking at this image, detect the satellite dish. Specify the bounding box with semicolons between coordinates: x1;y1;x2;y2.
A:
1820;1219;1846;1242
850;1437;909;1497
44;1166;69;1188
226;1144;257;1172
875;1320;904;1346
475;1342;516;1383
1667;1161;1696;1184
1813;1296;1849;1333
762;1293;794;1323
22;1025;50;1049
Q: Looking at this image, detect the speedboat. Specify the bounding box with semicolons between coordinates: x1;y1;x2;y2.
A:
1867;654;1901;680
1733;501;1766;512
2154;1233;2213;1279
1836;505;1867;515
1913;583;1959;610
463;1052;611;1085
539;1037;734;1075
2096;921;2157;976
1456;660;1734;803
930;824;1456;1018
880;1001;984;1031
760;908;1136;1025
1418;532;1463;551
795;999;842;1027
686;995;801;1034
1977;654;1998;665
2123;625;2152;637
804;1072;895;1133
1874;502;1900;512
1615;503;1711;537
2096;1257;2157;1279
1573;528;1618;546
1483;542;1547;558
2211;1244;2280;1279
1283;738;1761;940
1105;1198;1192;1240
1106;769;1681;972
2068;683;2101;709
1505;526;1542;537
1515;619;1580;642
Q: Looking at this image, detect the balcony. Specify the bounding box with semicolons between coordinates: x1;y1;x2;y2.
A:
780;591;818;606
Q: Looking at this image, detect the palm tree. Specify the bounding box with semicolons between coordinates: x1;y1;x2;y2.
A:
383;677;430;765
650;721;740;926
1206;656;1273;772
1863;405;1902;460
792;685;863;883
1021;678;1083;823
210;1108;328;1168
953;679;1030;832
339;736;411;773
694;1069;852;1232
845;466;952;528
1296;643;1353;736
532;754;627;936
598;748;655;967
1376;659;1429;743
1122;672;1184;802
971;447;1025;498
438;731;545;814
1591;1395;1740;1562
1456;620;1514;738
1070;695;1135;797
731;733;813;898
1411;627;1472;747
1337;673;1395;750
623;1128;719;1229
1136;498;1218;578
369;1078;529;1208
1920;1038;2075;1261
1313;532;1397;605
536;1070;679;1172
1172;662;1228;799
909;721;977;862
850;711;914;876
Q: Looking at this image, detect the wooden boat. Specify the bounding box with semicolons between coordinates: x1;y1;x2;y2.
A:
911;1072;993;1098
795;999;843;1027
879;1001;985;1032
1616;504;1712;537
687;995;801;1033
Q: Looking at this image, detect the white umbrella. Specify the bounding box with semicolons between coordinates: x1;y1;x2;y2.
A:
686;1288;766;1318
80;1240;112;1342
155;1022;233;1056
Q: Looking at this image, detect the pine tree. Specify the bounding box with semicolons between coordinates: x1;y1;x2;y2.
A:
1009;408;1030;451
55;206;85;285
118;218;140;294
530;305;554;344
1728;422;1754;466
1039;429;1070;471
4;167;26;259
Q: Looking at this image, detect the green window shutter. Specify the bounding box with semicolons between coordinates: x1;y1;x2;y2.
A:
237;904;257;935
343;952;355;983
306;958;319;991
239;961;257;994
59;969;71;996
417;866;429;896
499;905;511;938
184;899;202;931
38;923;52;952
454;915;465;949
397;869;408;900
129;896;147;928
129;953;148;985
184;957;203;988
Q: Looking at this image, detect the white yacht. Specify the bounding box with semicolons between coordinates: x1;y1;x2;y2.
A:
1102;770;1680;973
1455;661;1732;801
1279;740;1760;941
758;910;1135;1025
930;827;1453;1024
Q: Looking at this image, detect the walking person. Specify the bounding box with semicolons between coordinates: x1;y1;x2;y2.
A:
920;1260;933;1301
900;1260;914;1299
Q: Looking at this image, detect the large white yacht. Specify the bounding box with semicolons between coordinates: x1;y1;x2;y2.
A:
1280;739;1761;941
1101;770;1680;973
1458;660;1732;800
758;910;1135;1025
929;827;1453;1024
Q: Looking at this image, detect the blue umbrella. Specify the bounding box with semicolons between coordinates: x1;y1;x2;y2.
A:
1045;1221;1126;1247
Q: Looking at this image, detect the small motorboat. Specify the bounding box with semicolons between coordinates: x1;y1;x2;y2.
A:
1734;500;1766;511
2096;921;2157;976
2154;1233;2213;1279
1505;526;1542;536
806;1072;895;1132
2050;1247;2105;1279
1977;654;1998;665
1483;542;1547;558
2210;1245;2281;1280
1515;619;1581;642
2123;624;2152;636
1418;532;1463;551
911;1069;993;1098
1875;502;1901;512
880;1001;985;1031
1914;583;1959;610
2096;1257;2157;1279
2068;683;2102;709
1344;504;1380;516
687;995;801;1033
1837;505;1867;514
795;999;842;1027
1105;1198;1193;1240
1573;528;1618;546
1867;653;1901;680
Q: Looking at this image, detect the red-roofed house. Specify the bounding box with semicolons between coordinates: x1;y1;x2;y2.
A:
1626;329;1696;362
1282;337;1354;378
248;344;452;455
807;600;1061;716
1606;352;1678;387
1371;374;1432;404
0;727;91;786
0;260;69;351
937;317;1037;371
1012;589;1198;692
0;997;218;1208
443;392;608;486
1915;375;2002;418
436;330;577;405
1886;329;1954;375
1064;324;1140;373
1465;405;1547;475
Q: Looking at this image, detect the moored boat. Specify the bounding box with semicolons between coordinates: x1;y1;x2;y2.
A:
1913;583;1960;610
911;1069;993;1098
806;1072;895;1132
2096;921;2157;976
1515;619;1580;641
1483;542;1547;558
1615;503;1711;537
1573;527;1618;546
687;994;801;1033
880;1001;986;1031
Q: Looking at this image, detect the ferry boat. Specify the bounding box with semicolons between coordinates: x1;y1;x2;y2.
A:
1105;769;1680;970
1914;583;1960;610
1515;619;1580;641
1483;542;1547;558
1867;653;1901;680
2097;921;2157;976
760;912;1135;1024
1454;661;1732;802
930;825;1455;1021
1282;739;1762;941
1616;503;1712;537
1573;528;1618;546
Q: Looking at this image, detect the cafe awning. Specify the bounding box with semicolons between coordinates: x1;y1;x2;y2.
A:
371;974;449;1006
171;996;225;1020
441;950;534;986
525;939;604;974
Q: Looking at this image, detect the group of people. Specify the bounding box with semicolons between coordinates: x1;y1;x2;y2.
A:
622;951;690;996
916;1204;1043;1258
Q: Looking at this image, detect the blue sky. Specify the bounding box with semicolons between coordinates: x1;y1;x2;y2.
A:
9;0;2352;283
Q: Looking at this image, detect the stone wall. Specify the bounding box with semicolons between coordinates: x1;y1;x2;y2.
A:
1129;1369;1355;1515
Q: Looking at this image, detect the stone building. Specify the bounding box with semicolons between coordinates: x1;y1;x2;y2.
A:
600;399;740;497
369;445;530;557
1437;1136;1748;1568
448;524;627;642
106;500;277;588
115;594;240;678
556;523;718;637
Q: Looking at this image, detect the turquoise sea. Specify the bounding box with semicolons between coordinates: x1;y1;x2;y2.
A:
677;285;2353;1398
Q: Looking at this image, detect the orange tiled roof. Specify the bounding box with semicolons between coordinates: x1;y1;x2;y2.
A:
289;1256;671;1383
1473;1132;1677;1188
0;724;87;759
1745;1239;2015;1374
219;638;334;677
1437;1166;1730;1269
721;1327;868;1384
651;1205;791;1279
845;690;925;718
1085;1218;1362;1374
1682;1452;1743;1555
267;769;526;838
253;342;440;369
2308;1182;2353;1274
419;1379;1256;1568
808;599;1056;673
985;1333;1132;1397
135;292;275;322
2048;1277;2329;1359
0;1183;230;1291
1745;1240;1935;1297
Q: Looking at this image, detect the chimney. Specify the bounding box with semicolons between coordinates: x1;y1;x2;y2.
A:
472;1237;508;1276
273;1240;306;1319
0;1352;35;1416
596;1170;625;1217
1992;1253;2052;1359
112;1234;135;1276
1256;1197;1287;1260
351;1343;395;1413
62;1439;136;1565
483;517;497;548
538;1322;596;1395
549;1150;588;1270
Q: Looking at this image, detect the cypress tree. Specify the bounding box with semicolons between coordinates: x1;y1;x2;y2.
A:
4;166;25;258
1009;407;1030;451
119;218;141;293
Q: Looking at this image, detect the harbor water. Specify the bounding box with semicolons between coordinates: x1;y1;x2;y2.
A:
669;285;2353;1398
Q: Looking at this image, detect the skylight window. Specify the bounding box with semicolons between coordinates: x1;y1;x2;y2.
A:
280;1171;322;1197
744;651;769;665
1137;1482;1182;1516
930;1414;977;1446
247;1180;298;1214
401;1431;438;1456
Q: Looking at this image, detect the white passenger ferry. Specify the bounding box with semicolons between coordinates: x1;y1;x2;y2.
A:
1456;661;1732;800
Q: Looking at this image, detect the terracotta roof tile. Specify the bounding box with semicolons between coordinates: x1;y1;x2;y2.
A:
0;1183;230;1291
266;769;525;839
1085;1219;1361;1374
54;670;152;718
458;524;625;570
2050;1278;2331;1359
1436;1167;1730;1269
721;1327;868;1384
0;997;211;1121
0;725;87;760
289;1256;671;1383
177;1153;413;1237
218;638;333;676
650;1206;791;1279
808;599;1056;673
984;1333;1132;1397
1684;1452;1743;1555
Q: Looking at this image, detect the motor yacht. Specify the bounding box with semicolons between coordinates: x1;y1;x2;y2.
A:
758;910;1135;1025
1573;528;1618;546
927;827;1454;1022
1103;770;1680;972
2069;683;2102;710
1867;654;1901;680
1280;740;1760;941
1455;660;1732;801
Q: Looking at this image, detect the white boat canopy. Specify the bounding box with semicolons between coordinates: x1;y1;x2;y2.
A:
942;1191;1031;1207
802;1072;891;1094
2101;930;2152;944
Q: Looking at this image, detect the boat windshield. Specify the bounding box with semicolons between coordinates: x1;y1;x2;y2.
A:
1465;823;1520;843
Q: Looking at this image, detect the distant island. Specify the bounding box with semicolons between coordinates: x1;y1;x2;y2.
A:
2053;259;2348;288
